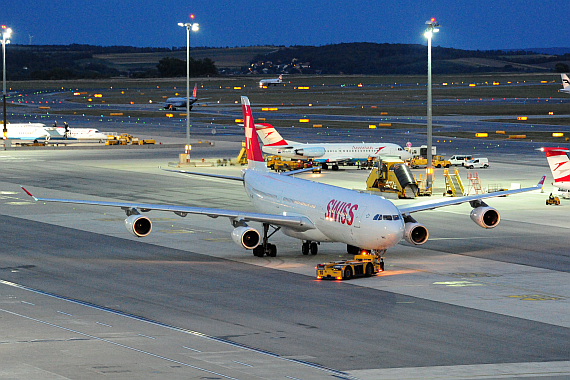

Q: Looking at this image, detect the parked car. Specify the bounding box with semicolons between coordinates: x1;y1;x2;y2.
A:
449;154;473;166
465;158;489;169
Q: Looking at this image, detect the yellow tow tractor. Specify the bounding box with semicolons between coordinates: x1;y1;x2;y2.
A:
546;195;561;205
316;252;384;280
410;155;450;169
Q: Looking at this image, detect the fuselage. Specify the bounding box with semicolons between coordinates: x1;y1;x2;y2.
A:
164;97;198;108
243;169;405;250
53;128;108;141
3;123;51;141
262;142;412;162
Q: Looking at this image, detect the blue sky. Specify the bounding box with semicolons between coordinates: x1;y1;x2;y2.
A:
4;0;567;50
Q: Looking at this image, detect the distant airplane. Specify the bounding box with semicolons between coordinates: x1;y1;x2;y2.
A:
164;84;204;110
2;123;52;142
50;122;108;142
255;123;412;170
560;74;570;95
541;147;570;190
22;96;545;262
259;74;283;88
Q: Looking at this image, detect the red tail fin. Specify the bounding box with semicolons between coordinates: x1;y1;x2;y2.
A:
241;97;266;169
192;84;197;98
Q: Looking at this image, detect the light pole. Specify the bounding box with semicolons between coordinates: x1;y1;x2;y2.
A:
424;18;439;191
1;25;11;142
178;17;199;163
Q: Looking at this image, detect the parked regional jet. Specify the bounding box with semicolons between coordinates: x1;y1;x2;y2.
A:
560;74;570;95
22;97;544;261
164;84;202;110
259;74;283;88
541;147;570;190
256;123;412;170
2;123;52;142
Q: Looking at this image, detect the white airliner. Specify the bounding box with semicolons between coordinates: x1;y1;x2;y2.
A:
2;123;52;142
54;127;108;142
560;74;570;95
164;84;201;110
259;74;283;88
22;96;544;261
541;147;570;190
256;123;412;170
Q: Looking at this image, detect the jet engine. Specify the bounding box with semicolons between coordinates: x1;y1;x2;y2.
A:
231;226;261;249
124;215;152;237
403;222;429;245
470;206;500;228
294;147;326;157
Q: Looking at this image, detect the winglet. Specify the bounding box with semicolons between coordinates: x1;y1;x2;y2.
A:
21;186;38;201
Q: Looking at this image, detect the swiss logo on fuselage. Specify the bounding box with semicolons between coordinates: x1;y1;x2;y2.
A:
325;199;359;225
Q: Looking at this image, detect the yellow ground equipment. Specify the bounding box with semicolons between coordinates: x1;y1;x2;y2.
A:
316;253;384;280
546;196;561;205
230;142;248;165
410;155;451;169
366;160;419;199
443;168;466;197
266;155;317;172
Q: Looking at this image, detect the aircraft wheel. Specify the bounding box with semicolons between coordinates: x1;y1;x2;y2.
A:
267;244;277;257
310;242;318;255
347;244;359;255
365;263;374;277
332;165;339;171
302;242;309;255
253;246;264;257
322;163;328;170
343;266;353;280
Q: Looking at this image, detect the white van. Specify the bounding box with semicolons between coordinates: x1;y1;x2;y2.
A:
449;154;473;166
464;158;489;169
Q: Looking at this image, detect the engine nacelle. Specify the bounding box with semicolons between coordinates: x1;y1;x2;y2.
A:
470;206;500;228
404;222;429;245
231;226;261;249
294;147;325;157
124;215;152;237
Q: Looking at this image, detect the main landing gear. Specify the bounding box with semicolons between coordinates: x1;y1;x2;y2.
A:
302;241;319;255
252;223;280;257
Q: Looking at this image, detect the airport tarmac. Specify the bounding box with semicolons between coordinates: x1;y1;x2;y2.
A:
0;142;569;379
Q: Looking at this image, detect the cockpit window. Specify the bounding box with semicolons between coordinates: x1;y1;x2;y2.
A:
393;215;400;220
383;215;393;220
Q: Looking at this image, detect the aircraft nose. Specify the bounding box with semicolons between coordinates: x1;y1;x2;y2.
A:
385;221;405;246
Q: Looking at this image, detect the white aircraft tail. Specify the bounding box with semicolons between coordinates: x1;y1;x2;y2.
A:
241;97;268;171
278;74;283;82
543;147;570;183
255;123;289;147
561;74;570;93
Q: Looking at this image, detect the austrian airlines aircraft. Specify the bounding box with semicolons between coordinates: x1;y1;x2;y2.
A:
560;74;570;95
22;97;544;260
259;74;283;88
541;147;570;190
164;84;202;110
256;123;412;170
3;123;52;142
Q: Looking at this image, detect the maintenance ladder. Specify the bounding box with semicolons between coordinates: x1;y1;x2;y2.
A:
466;172;483;194
444;168;465;196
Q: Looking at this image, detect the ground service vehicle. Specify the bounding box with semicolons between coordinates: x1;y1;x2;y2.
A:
316;253;384;280
410;155;450;168
449;155;473;166
546;195;561;205
366;160;418;198
465;158;489;169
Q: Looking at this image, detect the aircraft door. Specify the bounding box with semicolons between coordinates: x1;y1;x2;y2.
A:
353;206;368;228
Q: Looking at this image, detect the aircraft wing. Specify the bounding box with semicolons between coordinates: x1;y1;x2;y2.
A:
397;176;545;215
160;167;244;181
21;187;316;232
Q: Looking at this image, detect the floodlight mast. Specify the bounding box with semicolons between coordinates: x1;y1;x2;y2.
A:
424;18;440;190
178;19;199;162
2;26;11;142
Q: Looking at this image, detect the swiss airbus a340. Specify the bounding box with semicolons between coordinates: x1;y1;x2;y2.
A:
23;97;544;261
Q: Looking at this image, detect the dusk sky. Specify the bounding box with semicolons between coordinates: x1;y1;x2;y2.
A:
4;0;567;51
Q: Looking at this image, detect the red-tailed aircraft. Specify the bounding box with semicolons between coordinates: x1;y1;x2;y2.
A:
23;97;544;260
